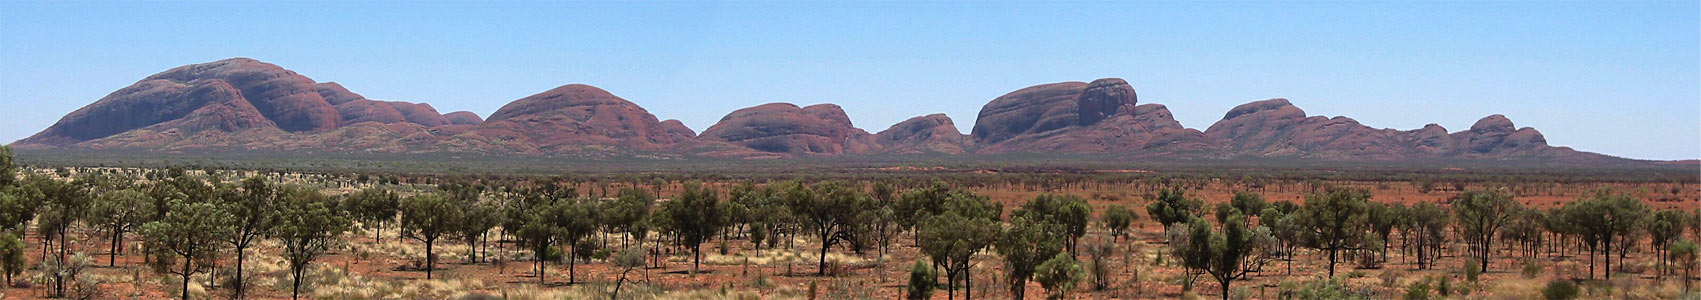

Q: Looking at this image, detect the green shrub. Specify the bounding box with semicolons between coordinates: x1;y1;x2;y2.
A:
1522;260;1544;279
1437;276;1452;297
1402;277;1433;300
1465;262;1481;282
907;260;935;300
1541;280;1579;300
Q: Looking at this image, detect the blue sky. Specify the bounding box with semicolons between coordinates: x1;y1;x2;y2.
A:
1;1;1695;160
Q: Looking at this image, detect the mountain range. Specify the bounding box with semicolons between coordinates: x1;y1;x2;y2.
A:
10;58;1631;164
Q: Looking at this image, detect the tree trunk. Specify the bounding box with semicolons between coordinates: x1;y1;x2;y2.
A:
180;256;193;300
426;239;435;279
109;228;120;267
236;246;247;297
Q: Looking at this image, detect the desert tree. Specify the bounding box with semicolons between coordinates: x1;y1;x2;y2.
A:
1016;193;1091;254
1295;187;1370;277
1450;189;1519;272
1102;205;1136;241
0;182;42;233
140;200;233;300
273;186;350;300
1650;209;1689;278
1364;202;1400;262
546;199;596;283
89;189;153;266
516;209;560;285
1230;191;1267;217
786;181;873;276
0;145;14;187
998;215;1064;300
610;248;646;300
1673;239;1698;293
1181;212;1268;300
400;192;464;279
1561;189;1648;279
1147;187;1203;239
606;187;653;248
1406;201;1449;270
1034;252;1084;300
918;194;1000;300
222;177;284;298
343;187;400;242
458;201;499;263
0;232;21;288
34;175;87;296
659;181;727;275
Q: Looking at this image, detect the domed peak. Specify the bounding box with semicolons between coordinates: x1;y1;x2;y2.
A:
443;111;483;125
1470;114;1514;132
699;102;873;155
1222;98;1302;120
314;82;365;105
487;84;635;121
1078;78;1138;125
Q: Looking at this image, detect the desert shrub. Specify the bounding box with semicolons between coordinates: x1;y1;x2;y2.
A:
1379;271;1402;288
1465;261;1481;282
1402;277;1433;300
1523;259;1544;279
907;260;935;300
1542;280;1580;300
1437;275;1452;297
1277;277;1374;300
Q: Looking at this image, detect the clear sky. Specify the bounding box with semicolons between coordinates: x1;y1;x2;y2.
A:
1;1;1696;160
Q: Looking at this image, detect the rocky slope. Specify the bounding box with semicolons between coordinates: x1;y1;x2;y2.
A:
11;58;1639;163
969;78;1211;154
695;103;878;156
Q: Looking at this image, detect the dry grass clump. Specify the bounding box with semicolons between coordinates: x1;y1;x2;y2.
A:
704;248;867;266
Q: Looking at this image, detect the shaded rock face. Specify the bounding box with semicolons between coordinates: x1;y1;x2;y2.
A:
1451;114;1548;155
335;99;409;125
698;103;877;155
18;58;334;146
144;58;342;132
1204;100;1566;160
443;111;483;125
385;102;450;127
874;113;969;154
969;78;1209;154
469;84;693;151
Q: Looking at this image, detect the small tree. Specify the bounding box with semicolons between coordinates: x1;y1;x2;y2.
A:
89;189;153;266
610;248;645;300
0;232;22;287
343;188;399;242
919;208;999;300
1017;194;1091;253
786;181;873;276
140;200;233;300
1034;252;1084;300
998;216;1064;300
1102;205;1136;241
224;177;281;298
400;193;463;279
1451;189;1519;272
1296;187;1370;277
908;260;937;300
1147;188;1203;238
274;187;350;300
1672;239;1698;294
660;181;727;275
1182;213;1265;300
1649;209;1689;278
